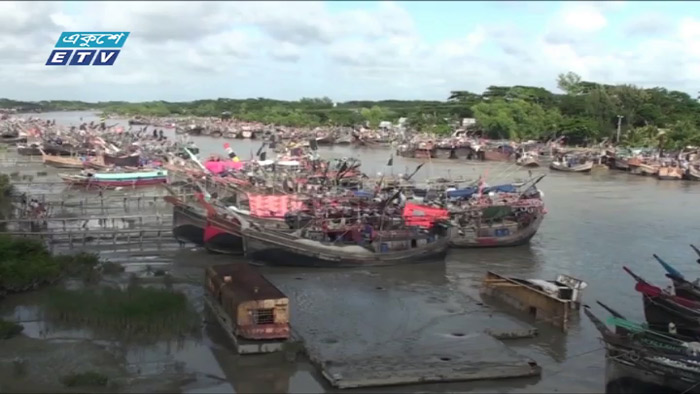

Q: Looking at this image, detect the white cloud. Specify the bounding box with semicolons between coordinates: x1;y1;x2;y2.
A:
0;1;698;101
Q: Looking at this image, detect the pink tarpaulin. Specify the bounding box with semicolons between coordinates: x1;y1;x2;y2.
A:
204;161;225;174
248;194;304;218
204;160;246;174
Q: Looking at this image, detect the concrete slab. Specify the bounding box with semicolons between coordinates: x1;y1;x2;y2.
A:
319;334;541;389
261;263;541;388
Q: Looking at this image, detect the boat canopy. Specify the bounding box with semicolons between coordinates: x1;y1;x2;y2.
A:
402;202;449;228
352;190;374;198
445;183;518;199
445;187;478;199
247;194;304;218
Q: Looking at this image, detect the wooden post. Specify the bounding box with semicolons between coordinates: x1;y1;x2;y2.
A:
69;233;73;249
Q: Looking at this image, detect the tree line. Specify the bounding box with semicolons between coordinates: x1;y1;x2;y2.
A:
1;72;699;148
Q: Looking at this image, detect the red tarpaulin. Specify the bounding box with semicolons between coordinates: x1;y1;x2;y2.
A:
248;194;304;218
402;203;449;228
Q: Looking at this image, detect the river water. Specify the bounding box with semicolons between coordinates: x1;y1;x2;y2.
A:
3;111;700;393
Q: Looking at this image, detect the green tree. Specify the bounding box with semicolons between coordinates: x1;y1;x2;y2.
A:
360;106;391;128
557;71;584;95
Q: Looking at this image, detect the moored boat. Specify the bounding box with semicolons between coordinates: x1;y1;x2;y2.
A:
237;201;451;267
516;154;539;167
658;166;684;181
447;181;546;248
549;160;593;173
60;169;168;188
40;149;84;169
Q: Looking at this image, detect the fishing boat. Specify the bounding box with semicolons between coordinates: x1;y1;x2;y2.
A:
658;166;684;181
447;179;546;248
40;149;84;169
591;156;610;174
687;165;700;181
16;143;42;156
103;152;141;167
164;195;207;246
516;154;539;167
59;169;168;188
237;202;451;267
480;144;515;162
585;305;700;394
549;159;593;173
624;266;700;336
654;248;700;302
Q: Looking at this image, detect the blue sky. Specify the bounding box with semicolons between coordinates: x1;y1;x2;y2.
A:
1;1;699;101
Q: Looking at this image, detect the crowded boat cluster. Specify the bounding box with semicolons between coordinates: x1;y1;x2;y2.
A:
587;246;700;393
0;114;548;266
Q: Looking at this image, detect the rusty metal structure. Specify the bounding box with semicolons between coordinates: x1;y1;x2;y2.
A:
205;263;290;342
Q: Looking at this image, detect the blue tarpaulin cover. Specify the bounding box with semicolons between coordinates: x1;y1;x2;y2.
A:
446;184;518;199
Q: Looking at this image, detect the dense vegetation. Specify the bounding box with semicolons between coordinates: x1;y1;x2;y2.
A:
0;235;102;294
2;72;699;147
44;284;199;339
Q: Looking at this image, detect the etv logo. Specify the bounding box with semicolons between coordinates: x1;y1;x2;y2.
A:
46;32;130;66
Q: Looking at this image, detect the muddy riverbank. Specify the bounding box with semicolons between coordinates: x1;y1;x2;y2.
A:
1;111;699;392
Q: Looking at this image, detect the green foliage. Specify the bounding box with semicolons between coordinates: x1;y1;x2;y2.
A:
0;319;24;339
2;73;700;146
471;99;562;141
44;286;199;338
0;236;101;294
61;371;109;387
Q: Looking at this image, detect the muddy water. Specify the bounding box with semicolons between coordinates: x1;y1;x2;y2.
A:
2;111;699;393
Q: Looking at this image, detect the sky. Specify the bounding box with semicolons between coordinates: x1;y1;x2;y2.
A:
0;1;699;102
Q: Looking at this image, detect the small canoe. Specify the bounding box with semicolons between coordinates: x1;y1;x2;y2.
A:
549;161;593;173
517;156;540;167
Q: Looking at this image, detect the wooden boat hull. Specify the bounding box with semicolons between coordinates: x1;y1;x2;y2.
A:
483;151;512;162
242;227;450;268
434;147;455;159
0;136;27;144
44;159;84;169
203;214;244;255
671;278;700;303
62;175;168;188
172;204;206;245
549;161;593;173
103;153;140;167
614;159;630;171
17;146;42;156
450;214;544;248
688;166;700;181
591;164;610;173
516;157;540;167
642;295;700;334
657;166;684;180
453;146;472;159
605;352;700;394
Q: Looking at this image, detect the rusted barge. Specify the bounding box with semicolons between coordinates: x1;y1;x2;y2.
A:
480;272;588;332
204;263;295;354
